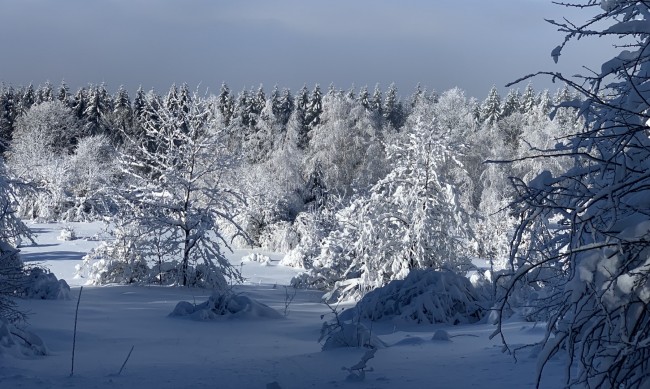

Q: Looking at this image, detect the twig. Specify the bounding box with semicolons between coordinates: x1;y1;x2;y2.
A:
71;286;83;377
117;345;135;375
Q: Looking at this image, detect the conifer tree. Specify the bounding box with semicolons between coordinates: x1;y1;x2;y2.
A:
217;82;234;127
520;83;537;114
480;85;502;126
305;84;322;128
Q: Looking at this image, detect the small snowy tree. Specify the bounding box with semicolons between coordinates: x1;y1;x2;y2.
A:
115;91;245;288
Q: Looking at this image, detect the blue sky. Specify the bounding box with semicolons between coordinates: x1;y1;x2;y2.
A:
0;0;611;99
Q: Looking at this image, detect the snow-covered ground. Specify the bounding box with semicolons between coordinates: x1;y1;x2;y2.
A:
1;222;563;388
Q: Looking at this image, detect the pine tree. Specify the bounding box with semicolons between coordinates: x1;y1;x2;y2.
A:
35;82;54;105
278;88;294;127
480;85;502;126
305;84;322;128
132;86;147;125
520;83;537;114
217;83;234;127
17;84;35;116
501;89;521;117
383;83;404;130
0;88;16;153
358;85;371;111
112;86;133;142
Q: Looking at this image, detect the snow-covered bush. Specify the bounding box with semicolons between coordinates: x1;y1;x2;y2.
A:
341;269;485;325
20;267;70;300
257;221;299;253
57;226;77;241
281;209;336;269
169;291;282;320
320;321;386;350
0;318;47;357
319;303;387;350
76;225;150;285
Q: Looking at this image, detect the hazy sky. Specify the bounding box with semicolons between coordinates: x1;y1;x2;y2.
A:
0;0;612;99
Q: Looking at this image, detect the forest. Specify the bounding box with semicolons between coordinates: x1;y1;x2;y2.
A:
2;1;650;388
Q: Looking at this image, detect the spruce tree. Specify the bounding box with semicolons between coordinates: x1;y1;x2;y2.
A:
480;85;502;126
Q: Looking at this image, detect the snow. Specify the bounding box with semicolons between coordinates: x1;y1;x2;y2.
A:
1;222;565;388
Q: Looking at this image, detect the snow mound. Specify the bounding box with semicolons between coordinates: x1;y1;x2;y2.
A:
342;269;486;325
0;318;47;357
432;329;452;342
320;322;387;350
392;336;427;346
170;291;282;320
242;252;272;266
21;267;70;300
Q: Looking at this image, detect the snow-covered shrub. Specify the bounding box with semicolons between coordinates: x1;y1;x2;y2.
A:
20;267;70;300
342;348;377;382
281;209;336;268
169;291;282;320
77;227;149;285
57;226;76;241
0;318;47;357
320;321;386;350
257;221;299;253
341;269;485;325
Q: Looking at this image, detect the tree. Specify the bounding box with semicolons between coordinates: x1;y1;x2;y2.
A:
0;161;32;322
520;83;537;114
383;83;405;130
116;92;245;288
0;87;16;153
7;101;114;220
305;84;322;129
306;92;385;198
501;89;521;117
304;97;473;300
56;80;70;106
217;82;234;127
480;85;502;126
493;2;650;388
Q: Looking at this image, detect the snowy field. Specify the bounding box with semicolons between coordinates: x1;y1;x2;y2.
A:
1;222;563;389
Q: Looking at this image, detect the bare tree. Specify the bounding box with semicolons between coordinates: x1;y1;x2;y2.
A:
492;2;650;388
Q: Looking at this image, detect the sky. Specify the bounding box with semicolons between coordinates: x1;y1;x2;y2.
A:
0;0;614;100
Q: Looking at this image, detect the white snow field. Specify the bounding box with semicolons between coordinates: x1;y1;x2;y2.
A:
1;222;563;389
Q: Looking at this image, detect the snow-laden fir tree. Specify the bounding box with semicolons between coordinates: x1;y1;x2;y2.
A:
480;85;502;126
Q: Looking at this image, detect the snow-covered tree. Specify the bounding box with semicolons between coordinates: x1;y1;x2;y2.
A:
0;161;33;322
480;85;502;126
306;92;385;198
300;97;473;301
493;2;650;388
7;100;117;220
114;92;245;288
